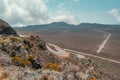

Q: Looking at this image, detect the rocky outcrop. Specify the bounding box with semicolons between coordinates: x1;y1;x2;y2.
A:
0;19;18;36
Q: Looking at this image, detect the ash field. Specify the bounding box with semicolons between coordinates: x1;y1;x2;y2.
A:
14;22;120;61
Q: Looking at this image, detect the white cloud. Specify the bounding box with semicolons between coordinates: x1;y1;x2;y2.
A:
50;10;80;25
109;9;120;22
51;14;79;25
0;0;80;26
0;0;50;26
55;2;80;25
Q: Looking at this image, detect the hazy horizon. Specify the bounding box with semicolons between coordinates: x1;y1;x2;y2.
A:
0;0;120;27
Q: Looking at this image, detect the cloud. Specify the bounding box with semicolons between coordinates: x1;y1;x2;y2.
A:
55;2;80;25
0;0;80;26
0;0;50;26
109;9;120;22
50;10;80;25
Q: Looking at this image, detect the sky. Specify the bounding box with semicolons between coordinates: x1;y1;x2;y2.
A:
0;0;120;27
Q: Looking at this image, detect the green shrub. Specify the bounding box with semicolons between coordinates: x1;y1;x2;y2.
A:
10;50;16;57
37;43;46;50
30;35;35;41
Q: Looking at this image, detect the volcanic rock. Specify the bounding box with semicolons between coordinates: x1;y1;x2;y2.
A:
0;19;18;36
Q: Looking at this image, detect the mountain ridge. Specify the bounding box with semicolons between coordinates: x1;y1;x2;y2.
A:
15;22;120;28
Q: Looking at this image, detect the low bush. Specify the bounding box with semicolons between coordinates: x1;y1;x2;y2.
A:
9;36;21;42
23;44;29;49
42;63;59;71
89;76;96;80
30;35;35;41
28;55;35;61
37;43;46;50
0;39;6;44
11;57;31;67
10;50;16;57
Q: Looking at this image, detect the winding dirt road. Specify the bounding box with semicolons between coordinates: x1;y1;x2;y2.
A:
65;49;120;64
46;43;85;59
46;43;120;64
19;34;120;64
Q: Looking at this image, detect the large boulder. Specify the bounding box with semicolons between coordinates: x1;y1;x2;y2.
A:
0;19;18;36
